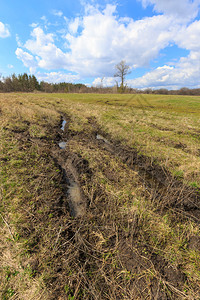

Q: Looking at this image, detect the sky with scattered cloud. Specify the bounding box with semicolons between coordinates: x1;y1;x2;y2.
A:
1;0;200;89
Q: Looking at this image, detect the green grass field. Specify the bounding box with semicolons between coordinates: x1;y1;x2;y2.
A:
0;93;200;299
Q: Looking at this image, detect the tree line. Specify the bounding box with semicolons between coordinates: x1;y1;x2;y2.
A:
0;73;87;93
1;72;200;95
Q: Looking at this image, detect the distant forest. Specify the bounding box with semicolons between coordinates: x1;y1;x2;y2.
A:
1;73;200;95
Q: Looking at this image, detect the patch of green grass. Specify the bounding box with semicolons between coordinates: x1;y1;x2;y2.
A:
173;169;184;179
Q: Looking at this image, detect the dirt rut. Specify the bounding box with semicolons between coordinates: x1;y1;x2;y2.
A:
52;117;87;217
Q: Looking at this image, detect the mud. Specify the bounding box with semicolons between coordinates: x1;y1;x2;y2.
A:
154;136;188;152
65;158;87;217
68;181;85;217
118;240;186;299
188;235;200;251
51;117;88;218
150;123;173;132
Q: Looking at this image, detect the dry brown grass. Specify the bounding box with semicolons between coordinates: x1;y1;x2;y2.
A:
0;93;200;299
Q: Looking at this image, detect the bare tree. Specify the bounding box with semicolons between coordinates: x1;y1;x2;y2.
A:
114;60;131;92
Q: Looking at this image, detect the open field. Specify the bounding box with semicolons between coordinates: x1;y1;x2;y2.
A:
0;93;200;299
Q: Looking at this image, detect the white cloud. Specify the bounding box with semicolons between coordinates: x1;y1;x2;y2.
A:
25;27;54;53
36;71;79;83
52;10;63;17
41;16;48;23
23;27;69;70
103;4;116;16
93;77;116;87
68;17;80;34
64;10;179;77
175;20;200;51
16;34;23;47
30;23;39;28
7;64;14;69
0;21;10;38
15;48;37;73
140;0;200;21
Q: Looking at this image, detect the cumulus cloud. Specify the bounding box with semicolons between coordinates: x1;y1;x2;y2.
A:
15;48;37;73
24;27;69;70
103;4;117;16
36;71;79;83
140;0;200;21
64;7;180;77
175;20;200;51
68;17;80;34
0;21;10;38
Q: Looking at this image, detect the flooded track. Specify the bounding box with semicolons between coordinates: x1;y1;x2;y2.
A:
54;117;87;218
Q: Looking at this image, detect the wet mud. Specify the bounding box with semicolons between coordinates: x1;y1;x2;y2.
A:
53;117;88;217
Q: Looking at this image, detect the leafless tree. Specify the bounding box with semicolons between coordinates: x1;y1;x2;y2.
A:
114;60;131;92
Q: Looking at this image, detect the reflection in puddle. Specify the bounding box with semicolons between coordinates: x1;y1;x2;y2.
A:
58;141;67;149
61;119;66;131
96;134;110;144
59;116;86;217
59;118;67;149
68;181;85;217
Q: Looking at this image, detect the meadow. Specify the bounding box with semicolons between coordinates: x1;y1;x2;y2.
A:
0;92;200;299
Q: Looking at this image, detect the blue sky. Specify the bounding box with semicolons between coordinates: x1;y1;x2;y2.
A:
1;0;200;89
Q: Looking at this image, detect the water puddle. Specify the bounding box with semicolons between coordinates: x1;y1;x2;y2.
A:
58;141;67;149
96;134;110;144
58;118;67;149
61;119;66;131
68;181;86;217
